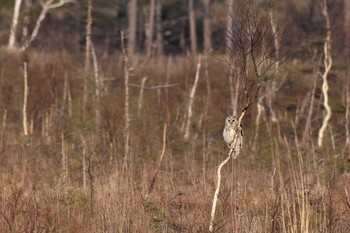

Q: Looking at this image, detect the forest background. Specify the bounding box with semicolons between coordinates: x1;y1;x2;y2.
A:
0;0;350;232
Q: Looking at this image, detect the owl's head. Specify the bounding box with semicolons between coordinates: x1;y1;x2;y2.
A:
225;115;237;127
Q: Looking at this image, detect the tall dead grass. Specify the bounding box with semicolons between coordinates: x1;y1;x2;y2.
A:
0;49;349;232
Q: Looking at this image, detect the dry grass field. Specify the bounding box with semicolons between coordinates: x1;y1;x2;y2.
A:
0;48;349;233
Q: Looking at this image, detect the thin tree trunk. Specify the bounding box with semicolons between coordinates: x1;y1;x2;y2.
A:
22;0;73;50
267;11;279;122
209;111;246;232
345;85;350;153
184;55;201;140
91;42;101;127
318;0;333;147
83;0;92;119
128;0;137;56
60;133;69;189
228;67;239;116
155;0;163;55
137;76;148;116
345;0;350;58
121;31;131;162
203;55;211;121
8;0;23;48
147;0;155;57
188;0;197;54
226;0;234;56
23;61;29;136
80;135;87;194
203;0;212;52
302;75;317;143
253;97;264;150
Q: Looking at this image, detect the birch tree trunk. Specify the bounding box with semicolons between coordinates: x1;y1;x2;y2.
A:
226;0;234;56
121;32;131;161
22;0;74;50
203;0;212;52
318;0;333;147
267;11;279;122
128;0;137;56
8;0;23;48
345;0;350;58
184;55;201;140
155;0;163;55
188;0;197;54
147;0;155;57
83;0;92;119
23;61;29;136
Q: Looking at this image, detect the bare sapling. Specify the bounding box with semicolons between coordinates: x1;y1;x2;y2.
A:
147;0;156;57
83;0;92;119
91;42;101;127
209;0;288;231
188;0;197;54
23;60;29;136
184;55;201;140
267;10;280;122
80;135;88;194
121;31;131;163
59;133;69;198
137;76;149;117
318;0;333;147
345;86;350;154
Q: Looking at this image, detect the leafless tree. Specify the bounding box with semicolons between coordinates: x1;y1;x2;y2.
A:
209;0;288;231
83;0;92;119
317;0;333;147
22;0;74;50
345;0;350;58
147;0;155;57
203;0;212;52
128;0;137;56
155;0;163;55
121;32;131;163
188;0;197;54
8;0;23;48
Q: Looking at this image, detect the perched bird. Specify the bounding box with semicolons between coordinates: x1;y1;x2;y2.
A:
223;115;244;159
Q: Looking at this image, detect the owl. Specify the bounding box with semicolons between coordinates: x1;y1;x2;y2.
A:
223;115;243;159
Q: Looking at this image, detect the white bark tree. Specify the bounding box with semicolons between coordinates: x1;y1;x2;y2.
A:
188;0;197;54
8;0;23;48
128;0;137;56
203;0;212;52
147;0;155;57
317;0;333;147
22;0;74;50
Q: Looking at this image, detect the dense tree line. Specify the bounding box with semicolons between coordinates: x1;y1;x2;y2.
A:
0;0;348;57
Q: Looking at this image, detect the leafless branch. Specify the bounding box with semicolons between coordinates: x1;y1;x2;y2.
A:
22;0;75;50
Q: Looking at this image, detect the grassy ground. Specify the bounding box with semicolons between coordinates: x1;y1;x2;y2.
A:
0;48;350;232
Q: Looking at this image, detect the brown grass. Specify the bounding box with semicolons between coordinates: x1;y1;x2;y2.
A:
0;48;349;232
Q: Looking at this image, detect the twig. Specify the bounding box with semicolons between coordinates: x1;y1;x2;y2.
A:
129;83;178;89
